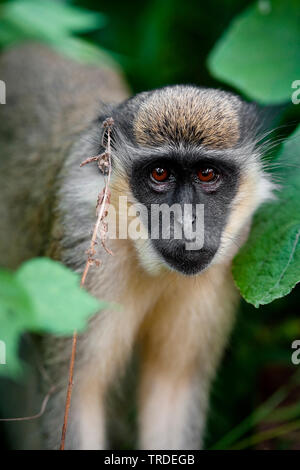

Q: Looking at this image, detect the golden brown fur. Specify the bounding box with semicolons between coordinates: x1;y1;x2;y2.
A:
134;86;241;148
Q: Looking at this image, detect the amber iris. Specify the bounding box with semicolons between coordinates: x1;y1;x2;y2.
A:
197;167;216;182
151;167;169;182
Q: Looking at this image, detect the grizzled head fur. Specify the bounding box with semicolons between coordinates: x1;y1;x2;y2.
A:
109;85;259;151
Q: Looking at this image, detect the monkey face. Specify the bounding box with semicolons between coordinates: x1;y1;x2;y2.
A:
111;85;274;276
129;148;240;275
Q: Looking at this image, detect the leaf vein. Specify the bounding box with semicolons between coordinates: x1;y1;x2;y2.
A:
258;227;300;303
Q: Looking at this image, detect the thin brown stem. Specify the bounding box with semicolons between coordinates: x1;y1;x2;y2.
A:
59;117;114;450
0;385;56;422
59;331;77;450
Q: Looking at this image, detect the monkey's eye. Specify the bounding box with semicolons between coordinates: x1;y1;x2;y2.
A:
151;167;170;182
197;167;218;183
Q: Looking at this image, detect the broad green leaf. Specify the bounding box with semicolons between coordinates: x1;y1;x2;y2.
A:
0;258;106;378
16;258;104;334
2;0;106;38
0;271;32;377
233;126;300;306
208;0;300;104
0;0;109;65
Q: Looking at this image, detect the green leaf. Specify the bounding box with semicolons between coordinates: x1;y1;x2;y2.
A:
208;0;300;104
233;126;300;306
16;258;104;334
0;0;109;65
0;258;106;378
2;0;106;38
0;271;32;377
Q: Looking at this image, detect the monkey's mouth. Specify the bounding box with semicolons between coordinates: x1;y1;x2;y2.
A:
156;242;216;276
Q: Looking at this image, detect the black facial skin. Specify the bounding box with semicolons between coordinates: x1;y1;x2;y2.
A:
130;148;240;275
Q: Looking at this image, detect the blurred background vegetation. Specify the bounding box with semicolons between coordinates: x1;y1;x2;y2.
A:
0;0;300;450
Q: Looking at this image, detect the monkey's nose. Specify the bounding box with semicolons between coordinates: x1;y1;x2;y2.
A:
175;212;197;242
175;211;196;226
175;213;196;228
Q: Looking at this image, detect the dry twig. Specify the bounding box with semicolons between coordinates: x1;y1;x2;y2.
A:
0;385;56;422
59;117;114;450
